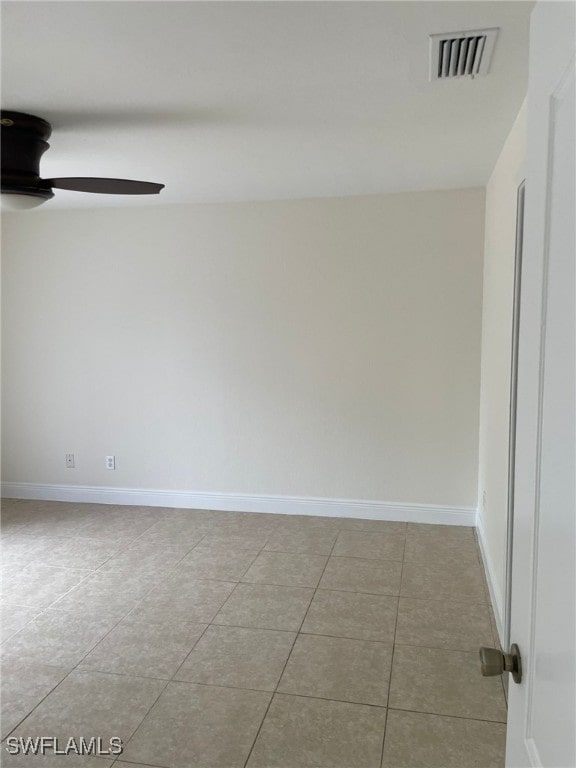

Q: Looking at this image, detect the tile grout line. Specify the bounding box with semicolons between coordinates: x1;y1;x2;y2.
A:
28;639;501;696
61;635;499;688
240;523;342;768
224;580;401;596
380;532;405;768
5;576;492;609
384;704;508;725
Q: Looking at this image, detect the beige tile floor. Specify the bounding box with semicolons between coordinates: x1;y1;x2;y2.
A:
1;499;507;768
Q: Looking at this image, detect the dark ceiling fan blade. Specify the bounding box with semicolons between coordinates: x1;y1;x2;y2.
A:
45;177;165;195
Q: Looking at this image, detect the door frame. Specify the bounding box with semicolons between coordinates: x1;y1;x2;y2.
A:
503;178;525;651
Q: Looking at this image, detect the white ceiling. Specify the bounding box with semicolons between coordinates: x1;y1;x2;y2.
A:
2;1;532;209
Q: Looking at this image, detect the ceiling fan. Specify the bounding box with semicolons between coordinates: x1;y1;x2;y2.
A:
1;110;165;210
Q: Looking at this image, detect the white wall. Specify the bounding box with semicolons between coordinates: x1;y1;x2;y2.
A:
1;189;484;513
477;102;527;630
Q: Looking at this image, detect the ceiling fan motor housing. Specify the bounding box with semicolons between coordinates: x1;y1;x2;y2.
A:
1;111;55;201
1;110;164;202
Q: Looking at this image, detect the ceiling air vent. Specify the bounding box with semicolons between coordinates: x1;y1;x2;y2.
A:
429;28;499;81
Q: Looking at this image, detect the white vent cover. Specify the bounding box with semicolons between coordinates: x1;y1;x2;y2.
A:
429;28;499;80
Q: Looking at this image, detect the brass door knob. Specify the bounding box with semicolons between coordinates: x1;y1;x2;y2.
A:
479;643;522;684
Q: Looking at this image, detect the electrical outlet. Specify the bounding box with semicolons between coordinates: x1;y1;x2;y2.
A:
106;455;116;470
65;453;75;469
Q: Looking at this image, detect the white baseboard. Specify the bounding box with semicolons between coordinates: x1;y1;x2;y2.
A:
1;482;476;526
475;512;505;645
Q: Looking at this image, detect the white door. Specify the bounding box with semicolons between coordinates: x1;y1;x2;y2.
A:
506;2;575;767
